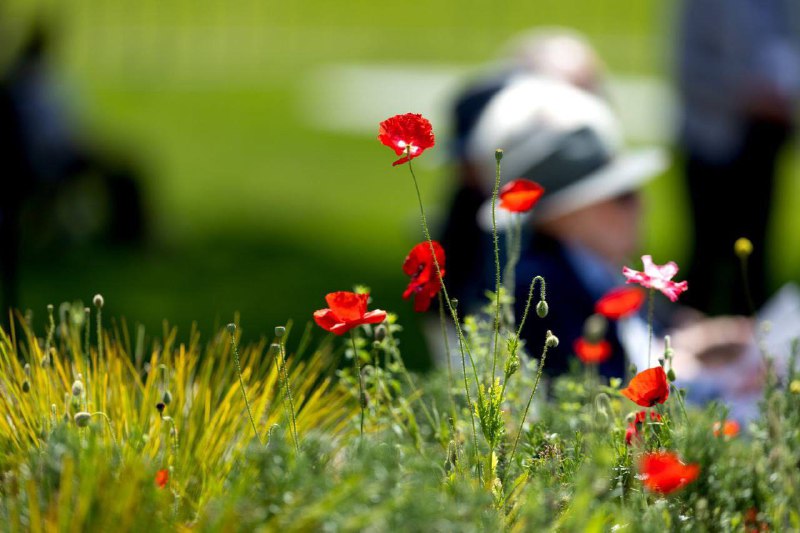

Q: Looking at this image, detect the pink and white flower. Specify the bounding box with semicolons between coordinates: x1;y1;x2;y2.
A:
622;255;688;302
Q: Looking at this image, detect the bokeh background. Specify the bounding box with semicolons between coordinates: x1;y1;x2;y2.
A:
2;0;798;367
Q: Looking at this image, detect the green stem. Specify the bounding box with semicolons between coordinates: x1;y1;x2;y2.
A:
406;155;487;482
350;332;366;439
453;305;482;484
92;411;120;453
646;288;654;368
516;276;546;340
83;308;91;411
739;256;756;316
276;341;300;452
228;327;262;445
507;337;550;478
490;153;503;383
437;291;458;426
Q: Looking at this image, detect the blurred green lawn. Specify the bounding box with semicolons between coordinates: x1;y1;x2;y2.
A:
5;0;798;367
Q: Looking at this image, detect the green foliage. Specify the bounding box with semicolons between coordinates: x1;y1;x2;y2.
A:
1;305;800;531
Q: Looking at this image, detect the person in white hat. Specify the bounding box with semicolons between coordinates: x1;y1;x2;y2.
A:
466;75;668;377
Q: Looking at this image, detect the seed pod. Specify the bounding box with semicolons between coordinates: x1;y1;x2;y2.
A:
536;300;549;318
93;294;104;308
734;237;753;259
72;380;84;397
156;402;165;414
545;331;559;349
374;324;387;342
274;326;286;338
75;412;92;427
226;323;237;335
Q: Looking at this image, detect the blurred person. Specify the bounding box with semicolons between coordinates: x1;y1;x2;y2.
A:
466;75;668;378
0;20;147;323
465;76;795;425
677;0;800;315
439;28;608;314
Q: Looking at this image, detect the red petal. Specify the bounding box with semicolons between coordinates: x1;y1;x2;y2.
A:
313;308;342;333
574;338;612;364
640;452;699;494
378;113;435;165
498;179;545;213
155;469;169;488
595;287;646;319
621;366;669;406
325;292;368;322
359;309;387;325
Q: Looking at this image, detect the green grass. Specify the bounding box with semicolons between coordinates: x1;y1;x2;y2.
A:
2;287;800;531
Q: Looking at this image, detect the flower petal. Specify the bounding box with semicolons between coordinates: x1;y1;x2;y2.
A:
325;292;368;322
498;179;545;213
595;287;646;319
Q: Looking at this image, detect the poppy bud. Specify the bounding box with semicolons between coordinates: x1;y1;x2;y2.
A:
536;300;549;318
667;368;677;382
545;331;559;349
374;324;387;342
22;380;30;393
162;391;172;405
274;326;286;338
93;294;104;308
495;148;504;162
734;237;753;259
72;380;84;397
226;323;236;334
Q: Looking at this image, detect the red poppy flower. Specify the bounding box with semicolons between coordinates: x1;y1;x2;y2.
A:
155;469;169;488
622;255;688;302
574;337;612;364
639;452;699;494
378;113;435;166
625;410;662;445
402;241;445;312
621;366;670;407
498;179;545;213
595;287;646;320
713;420;740;437
313;291;387;336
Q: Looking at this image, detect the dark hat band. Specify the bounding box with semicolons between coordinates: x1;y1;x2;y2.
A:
517;126;611;195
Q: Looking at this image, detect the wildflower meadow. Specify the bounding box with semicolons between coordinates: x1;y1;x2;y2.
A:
2;114;800;532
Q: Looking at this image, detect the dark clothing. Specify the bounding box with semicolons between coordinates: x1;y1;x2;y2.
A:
514;233;628;378
682;118;793;315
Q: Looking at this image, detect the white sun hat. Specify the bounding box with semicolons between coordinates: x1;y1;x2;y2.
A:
466;74;668;230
